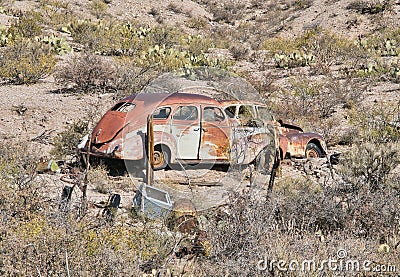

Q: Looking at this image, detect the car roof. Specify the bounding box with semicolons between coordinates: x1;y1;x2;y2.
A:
121;92;221;106
219;99;266;107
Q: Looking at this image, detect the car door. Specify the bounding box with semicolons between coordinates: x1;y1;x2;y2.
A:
170;105;201;159
199;106;230;160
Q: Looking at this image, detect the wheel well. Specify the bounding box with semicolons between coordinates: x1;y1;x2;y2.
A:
306;139;325;156
154;144;171;160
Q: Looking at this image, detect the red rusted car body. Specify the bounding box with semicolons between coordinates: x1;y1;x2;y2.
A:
81;93;278;171
220;101;327;159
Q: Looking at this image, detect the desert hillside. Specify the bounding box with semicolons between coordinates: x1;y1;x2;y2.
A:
0;0;400;276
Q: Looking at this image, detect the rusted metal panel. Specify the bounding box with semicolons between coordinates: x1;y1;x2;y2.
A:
199;106;231;160
279;125;327;158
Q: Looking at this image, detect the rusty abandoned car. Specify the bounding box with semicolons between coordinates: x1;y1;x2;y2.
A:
80;93;279;172
220;100;327;160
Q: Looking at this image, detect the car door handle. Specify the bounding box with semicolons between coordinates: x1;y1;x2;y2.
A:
202;128;208;132
194;128;200;131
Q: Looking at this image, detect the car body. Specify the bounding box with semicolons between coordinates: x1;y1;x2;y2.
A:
220;100;327;159
80;93;279;171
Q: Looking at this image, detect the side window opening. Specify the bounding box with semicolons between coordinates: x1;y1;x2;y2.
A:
204;107;225;122
172;106;198;121
224;106;236;118
153;107;171;119
238;105;255;121
111;102;136;112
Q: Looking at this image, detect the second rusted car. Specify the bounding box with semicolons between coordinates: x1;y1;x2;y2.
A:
220;100;327;160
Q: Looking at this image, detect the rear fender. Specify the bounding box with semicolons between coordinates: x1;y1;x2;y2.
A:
153;131;177;162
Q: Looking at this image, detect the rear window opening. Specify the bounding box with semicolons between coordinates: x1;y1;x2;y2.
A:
111;102;136;112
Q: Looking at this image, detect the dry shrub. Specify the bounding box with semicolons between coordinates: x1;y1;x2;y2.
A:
113;57;159;98
51;119;90;159
229;43;250;60
306;30;365;67
269;75;369;145
0;213;176;275
0;142;45;222
195;172;400;276
196;192;277;276
8;11;43;38
339;142;400;191
87;165;111;194
55;52;116;93
38;0;77;29
346;0;392;14
241;71;279;99
167;2;183;14
89;0;108;19
293;0;314;10
208;0;246;24
185;16;209;29
273;75;366;122
346;101;400;144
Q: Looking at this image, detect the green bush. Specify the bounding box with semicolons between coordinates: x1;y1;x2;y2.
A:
113;57;159;98
0;39;56;84
355;29;400;57
40;34;72;54
0;25;13;46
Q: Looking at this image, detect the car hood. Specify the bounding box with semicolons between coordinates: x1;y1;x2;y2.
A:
91;111;128;144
